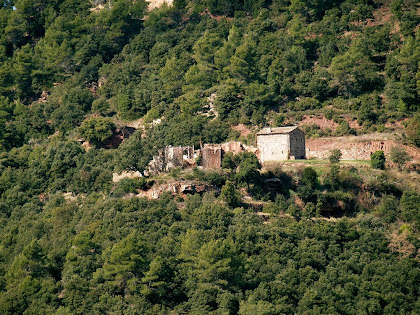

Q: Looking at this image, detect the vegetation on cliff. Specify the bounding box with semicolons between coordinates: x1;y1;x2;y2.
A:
0;0;419;313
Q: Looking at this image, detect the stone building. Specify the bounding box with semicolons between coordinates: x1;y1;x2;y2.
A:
256;126;305;163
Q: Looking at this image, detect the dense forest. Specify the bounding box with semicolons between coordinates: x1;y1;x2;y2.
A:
0;0;419;314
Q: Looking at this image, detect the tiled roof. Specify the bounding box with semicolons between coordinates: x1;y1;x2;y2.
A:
256;126;301;135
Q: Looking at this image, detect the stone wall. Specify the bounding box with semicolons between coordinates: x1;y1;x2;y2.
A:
202;144;222;169
257;133;290;163
221;141;244;155
289;129;306;159
146;145;194;175
167;146;184;168
306;136;420;162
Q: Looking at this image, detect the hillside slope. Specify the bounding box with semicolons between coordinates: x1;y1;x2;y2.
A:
0;0;419;313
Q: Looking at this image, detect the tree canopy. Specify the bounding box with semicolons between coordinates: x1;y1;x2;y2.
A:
0;0;419;313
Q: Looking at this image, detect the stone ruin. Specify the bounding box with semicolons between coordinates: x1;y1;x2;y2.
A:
145;145;195;175
202;144;222;169
145;141;252;175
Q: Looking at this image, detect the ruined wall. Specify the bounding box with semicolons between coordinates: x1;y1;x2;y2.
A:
306;136;420;162
202;145;222;169
257;133;290;163
183;147;194;160
289;129;306;159
167;146;183;169
146;146;193;175
221;141;244;155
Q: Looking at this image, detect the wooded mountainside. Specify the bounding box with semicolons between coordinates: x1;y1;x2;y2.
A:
0;0;419;314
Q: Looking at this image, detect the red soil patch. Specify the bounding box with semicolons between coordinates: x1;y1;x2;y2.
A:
385;119;408;129
348;120;362;130
232;124;252;137
367;2;393;26
299;115;406;132
298;115;339;131
350;2;393;27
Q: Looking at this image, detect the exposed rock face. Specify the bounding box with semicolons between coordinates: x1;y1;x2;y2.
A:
298;115;339;131
306;134;420;162
231;124;251;138
113;171;142;183
137;180;215;199
147;0;173;10
298;115;407;132
206;92;219;118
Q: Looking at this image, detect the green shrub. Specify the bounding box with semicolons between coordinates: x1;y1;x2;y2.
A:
91;98;111;115
205;172;225;187
301;167;318;188
304;202;316;218
114;178;143;197
336;121;356;136
390;146;412;171
287;203;301;220
329;149;342;164
79;117;116;147
404;115;420;147
376;195;399;223
400;190;420;229
170;167;181;179
221;181;240;207
371;150;386;170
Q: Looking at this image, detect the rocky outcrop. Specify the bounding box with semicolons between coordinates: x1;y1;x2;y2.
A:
137;180;215;199
112;170;142;183
147;0;173;10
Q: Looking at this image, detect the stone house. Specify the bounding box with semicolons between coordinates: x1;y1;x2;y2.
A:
256;126;305;163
